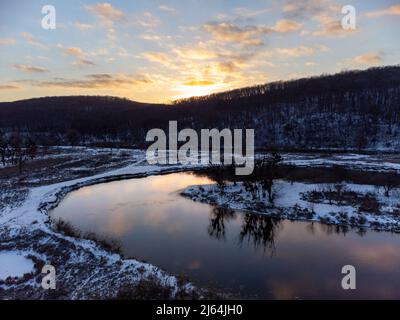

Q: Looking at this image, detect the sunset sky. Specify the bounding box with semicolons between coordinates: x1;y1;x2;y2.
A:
0;0;399;103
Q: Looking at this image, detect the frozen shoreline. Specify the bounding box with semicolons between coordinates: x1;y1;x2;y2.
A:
0;154;204;299
182;180;400;233
1;148;400;299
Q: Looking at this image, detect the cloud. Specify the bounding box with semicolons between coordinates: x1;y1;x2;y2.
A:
0;83;20;90
232;7;271;18
272;19;303;33
34;74;152;89
20;32;47;50
158;5;176;14
71;59;96;67
183;80;216;86
282;0;353;38
142;52;172;66
74;22;94;31
0;38;16;46
13;64;48;73
338;52;383;68
133;12;160;28
305;61;319;66
58;46;97;66
366;5;400;17
311;15;355;37
85;3;125;22
203;22;272;46
283;0;334;20
352;53;382;65
203;18;303;46
173;46;218;60
139;34;174;44
63;47;84;57
85;2;125;41
275;46;316;57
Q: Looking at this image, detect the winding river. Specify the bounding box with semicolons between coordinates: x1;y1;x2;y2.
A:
51;172;400;299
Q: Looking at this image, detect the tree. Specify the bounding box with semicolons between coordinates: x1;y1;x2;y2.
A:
66;129;80;146
207;164;226;192
9;135;24;174
382;174;400;197
25;137;37;160
8;135;37;175
0;133;7;166
257;152;282;203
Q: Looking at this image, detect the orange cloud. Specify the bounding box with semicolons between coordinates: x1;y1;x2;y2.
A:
203;22;272;46
63;47;84;57
366;5;400;17
273;19;303;33
85;2;125;22
0;38;16;46
276;46;316;57
352;53;382;65
34;74;152;89
142;52;172;67
0;83;20;90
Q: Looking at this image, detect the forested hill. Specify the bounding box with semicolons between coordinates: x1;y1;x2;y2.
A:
0;66;400;150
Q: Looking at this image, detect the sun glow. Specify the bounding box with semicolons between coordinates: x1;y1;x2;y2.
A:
173;82;228;100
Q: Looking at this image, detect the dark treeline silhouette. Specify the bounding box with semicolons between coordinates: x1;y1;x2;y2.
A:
0;132;37;174
0;66;399;150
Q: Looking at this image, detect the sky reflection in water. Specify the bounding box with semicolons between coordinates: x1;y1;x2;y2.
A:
51;172;400;299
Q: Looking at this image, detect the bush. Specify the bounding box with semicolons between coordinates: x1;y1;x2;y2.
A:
116;279;172;300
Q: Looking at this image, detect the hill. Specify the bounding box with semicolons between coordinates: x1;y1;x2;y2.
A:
1;66;400;150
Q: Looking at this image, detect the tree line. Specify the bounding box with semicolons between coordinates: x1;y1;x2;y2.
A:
0;66;399;150
0;132;37;174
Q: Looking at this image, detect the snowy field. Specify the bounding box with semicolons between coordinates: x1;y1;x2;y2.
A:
182;180;400;233
280;152;400;172
0;147;204;299
0;147;399;299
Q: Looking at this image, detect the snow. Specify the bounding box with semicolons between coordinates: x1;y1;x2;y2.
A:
0;149;203;299
0;252;34;279
182;180;400;232
281;153;400;172
1;147;399;298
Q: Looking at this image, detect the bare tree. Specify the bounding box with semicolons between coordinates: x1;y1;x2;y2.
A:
382;175;400;197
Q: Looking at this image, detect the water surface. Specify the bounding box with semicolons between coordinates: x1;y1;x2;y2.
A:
51;172;400;299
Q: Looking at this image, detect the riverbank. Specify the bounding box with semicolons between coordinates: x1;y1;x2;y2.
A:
1;147;399;299
0;147;206;299
182;180;400;233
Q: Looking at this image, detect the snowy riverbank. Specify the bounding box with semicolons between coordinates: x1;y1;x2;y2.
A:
182;180;400;233
1;148;400;299
0;149;204;299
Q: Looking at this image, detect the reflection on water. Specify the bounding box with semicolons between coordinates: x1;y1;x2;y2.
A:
51;172;400;299
208;207;236;240
239;214;281;256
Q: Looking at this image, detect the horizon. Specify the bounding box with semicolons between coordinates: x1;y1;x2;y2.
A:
1;64;398;104
0;0;399;103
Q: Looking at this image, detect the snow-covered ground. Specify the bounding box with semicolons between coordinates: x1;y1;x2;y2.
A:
1;148;399;299
182;180;400;233
0;148;204;299
0;252;34;279
280;152;400;172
